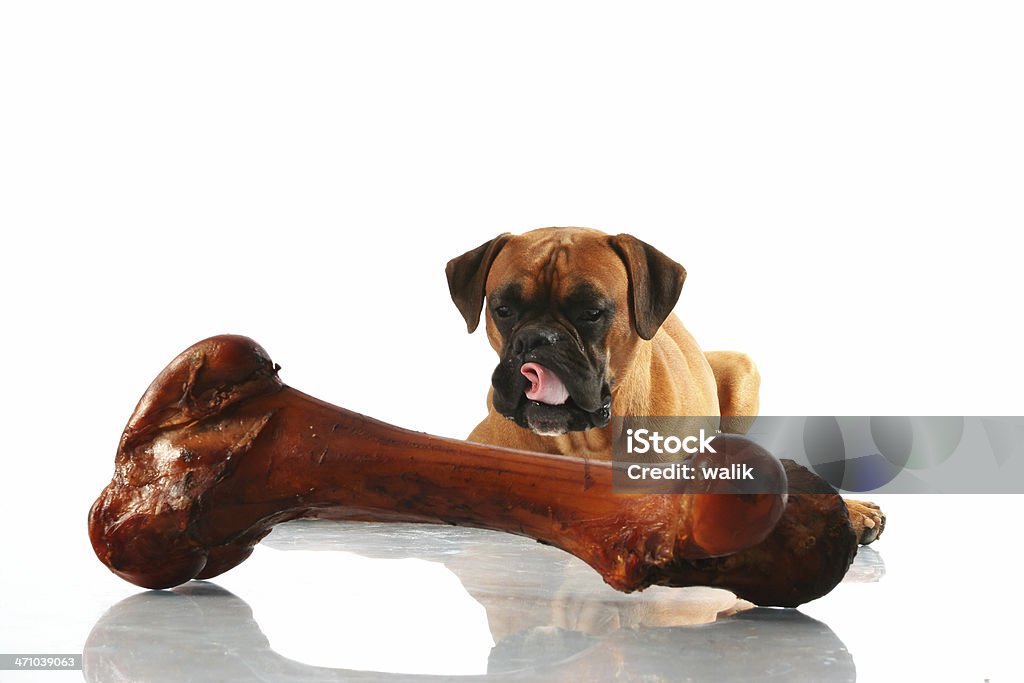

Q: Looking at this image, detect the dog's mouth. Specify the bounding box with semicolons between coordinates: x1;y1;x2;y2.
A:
492;361;611;436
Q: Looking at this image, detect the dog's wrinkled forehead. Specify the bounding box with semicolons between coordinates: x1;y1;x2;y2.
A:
484;228;628;306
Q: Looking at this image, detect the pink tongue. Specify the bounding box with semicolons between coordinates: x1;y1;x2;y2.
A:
521;362;570;406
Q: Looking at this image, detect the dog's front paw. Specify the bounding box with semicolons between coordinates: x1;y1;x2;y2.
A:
846;500;886;545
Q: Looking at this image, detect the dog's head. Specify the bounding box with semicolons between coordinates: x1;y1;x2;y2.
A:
446;227;685;436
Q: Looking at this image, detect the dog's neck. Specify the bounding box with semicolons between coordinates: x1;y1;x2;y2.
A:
544;425;616;460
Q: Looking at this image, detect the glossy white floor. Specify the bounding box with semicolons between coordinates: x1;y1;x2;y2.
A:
1;494;1020;682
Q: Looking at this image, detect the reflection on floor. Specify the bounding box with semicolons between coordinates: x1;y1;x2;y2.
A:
85;520;882;681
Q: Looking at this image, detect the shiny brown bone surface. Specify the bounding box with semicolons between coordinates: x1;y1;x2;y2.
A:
89;336;857;606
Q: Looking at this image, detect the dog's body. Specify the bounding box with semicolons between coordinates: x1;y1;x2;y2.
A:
447;227;883;544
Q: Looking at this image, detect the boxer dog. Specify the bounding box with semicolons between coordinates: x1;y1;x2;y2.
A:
447;227;884;544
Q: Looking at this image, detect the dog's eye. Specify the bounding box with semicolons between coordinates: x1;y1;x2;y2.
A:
579;309;604;322
494;305;513;319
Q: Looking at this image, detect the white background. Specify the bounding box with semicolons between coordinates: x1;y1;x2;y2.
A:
1;2;1023;681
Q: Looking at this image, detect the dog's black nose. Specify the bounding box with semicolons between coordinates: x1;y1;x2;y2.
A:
512;327;560;355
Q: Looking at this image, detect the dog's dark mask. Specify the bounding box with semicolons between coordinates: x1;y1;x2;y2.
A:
446;230;686;437
486;282;614;435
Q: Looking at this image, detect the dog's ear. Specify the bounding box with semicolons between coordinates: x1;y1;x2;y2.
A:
609;234;686;340
446;233;513;333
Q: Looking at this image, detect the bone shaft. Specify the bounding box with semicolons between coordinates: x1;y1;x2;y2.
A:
195;387;665;581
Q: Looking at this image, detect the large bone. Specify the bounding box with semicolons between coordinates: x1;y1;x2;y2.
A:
89;336;857;606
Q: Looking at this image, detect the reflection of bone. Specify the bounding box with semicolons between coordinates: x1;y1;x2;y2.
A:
89;335;855;606
84;583;856;681
266;520;751;641
263;520;751;642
